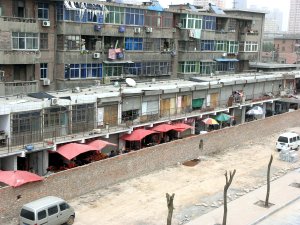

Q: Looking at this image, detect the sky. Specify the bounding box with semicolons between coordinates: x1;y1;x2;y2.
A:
159;0;290;31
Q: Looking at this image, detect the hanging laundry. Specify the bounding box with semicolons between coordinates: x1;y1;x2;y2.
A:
108;49;117;60
64;1;72;9
188;29;195;38
70;1;77;9
194;29;201;39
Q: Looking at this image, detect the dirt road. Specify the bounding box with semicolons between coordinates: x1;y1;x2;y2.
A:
71;127;300;225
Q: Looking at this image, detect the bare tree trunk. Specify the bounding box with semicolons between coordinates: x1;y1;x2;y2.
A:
166;193;175;225
265;155;273;207
223;169;236;225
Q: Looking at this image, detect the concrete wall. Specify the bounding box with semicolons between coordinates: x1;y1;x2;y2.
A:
0;110;300;219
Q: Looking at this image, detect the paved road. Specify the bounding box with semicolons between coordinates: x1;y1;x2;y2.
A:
187;169;300;225
256;199;300;225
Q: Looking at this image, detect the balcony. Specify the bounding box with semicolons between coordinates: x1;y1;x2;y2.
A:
0;80;39;96
0;17;39;32
239;31;260;42
238;52;259;61
0;50;40;64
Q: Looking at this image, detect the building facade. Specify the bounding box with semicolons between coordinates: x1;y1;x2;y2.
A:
288;0;300;33
273;35;300;64
0;0;264;95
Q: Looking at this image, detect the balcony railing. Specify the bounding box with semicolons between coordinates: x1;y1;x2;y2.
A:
0;80;39;96
0;91;280;155
1;16;36;23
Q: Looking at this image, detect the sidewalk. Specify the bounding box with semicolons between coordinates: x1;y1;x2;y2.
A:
187;169;300;225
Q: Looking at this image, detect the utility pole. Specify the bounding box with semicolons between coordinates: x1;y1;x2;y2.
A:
232;0;237;9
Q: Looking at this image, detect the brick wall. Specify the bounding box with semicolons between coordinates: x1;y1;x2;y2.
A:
1;110;300;219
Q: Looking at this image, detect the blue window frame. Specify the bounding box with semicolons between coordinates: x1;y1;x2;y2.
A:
201;40;215;51
124;63;142;75
125;8;144;25
125;38;143;51
56;2;104;24
65;64;102;79
203;16;216;30
40;63;48;79
38;3;49;20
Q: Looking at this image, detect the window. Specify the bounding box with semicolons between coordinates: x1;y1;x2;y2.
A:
40;33;48;50
13;0;25;17
200;62;216;75
40;63;48;79
141;61;171;76
12;33;39;50
72;104;95;132
20;209;34;221
162;12;173;28
59;203;70;211
143;38;161;51
104;64;123;77
105;6;124;24
178;40;201;51
215;41;227;51
124;63;142;75
125;8;144;25
145;11;162;28
243;41;258;52
217;62;236;72
179;61;200;74
201;40;215;51
65;64;102;79
180;14;202;29
38;210;47;220
203;16;216;30
38;3;49;20
48;206;58;216
44;107;68;128
125;38;143;51
12;111;41;134
228;41;239;53
228;19;236;31
64;35;81;50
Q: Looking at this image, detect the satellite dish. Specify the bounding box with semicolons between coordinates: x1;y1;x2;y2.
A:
125;78;136;87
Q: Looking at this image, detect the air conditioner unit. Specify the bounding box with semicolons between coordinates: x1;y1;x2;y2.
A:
134;27;141;33
51;98;58;106
42;20;50;27
43;78;50;86
93;53;100;59
145;27;152;33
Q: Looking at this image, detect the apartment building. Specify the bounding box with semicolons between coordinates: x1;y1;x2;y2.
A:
273;34;300;64
0;0;265;95
0;69;299;175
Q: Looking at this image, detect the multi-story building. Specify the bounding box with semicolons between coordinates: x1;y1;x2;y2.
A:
0;70;299;175
288;0;300;33
0;1;264;95
273;34;300;64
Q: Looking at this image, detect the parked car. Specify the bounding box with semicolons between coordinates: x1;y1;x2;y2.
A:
276;132;300;152
19;196;75;225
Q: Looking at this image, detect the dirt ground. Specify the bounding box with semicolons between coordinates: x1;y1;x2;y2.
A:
4;127;300;225
68;127;300;225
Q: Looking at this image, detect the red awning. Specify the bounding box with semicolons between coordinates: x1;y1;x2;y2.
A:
57;143;97;160
87;140;117;151
151;124;177;133
121;129;157;141
172;123;193;132
0;170;43;187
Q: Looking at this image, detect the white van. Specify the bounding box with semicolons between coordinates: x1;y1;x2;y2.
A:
19;196;75;225
276;132;300;151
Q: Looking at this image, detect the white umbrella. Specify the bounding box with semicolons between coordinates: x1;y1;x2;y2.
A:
246;106;265;115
